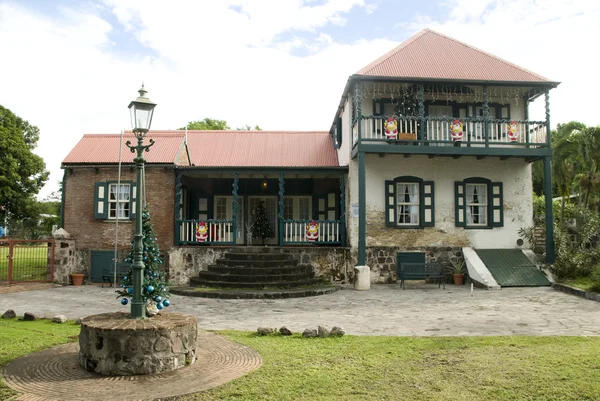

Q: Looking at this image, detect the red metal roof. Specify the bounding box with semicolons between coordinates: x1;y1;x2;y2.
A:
186;131;339;167
356;29;555;83
62;132;186;165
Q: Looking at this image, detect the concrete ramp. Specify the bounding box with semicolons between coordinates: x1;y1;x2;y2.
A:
474;248;551;287
462;247;501;290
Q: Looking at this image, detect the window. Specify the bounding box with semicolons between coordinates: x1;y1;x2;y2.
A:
283;197;311;220
385;176;434;228
108;183;130;219
455;178;503;228
94;181;136;220
396;183;420;225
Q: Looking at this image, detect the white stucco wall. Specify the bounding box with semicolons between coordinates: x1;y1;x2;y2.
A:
347;154;533;250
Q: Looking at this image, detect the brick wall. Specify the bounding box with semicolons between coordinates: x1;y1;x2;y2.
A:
63;166;175;254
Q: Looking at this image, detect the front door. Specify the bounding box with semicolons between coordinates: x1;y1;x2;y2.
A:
214;196;244;245
248;196;278;245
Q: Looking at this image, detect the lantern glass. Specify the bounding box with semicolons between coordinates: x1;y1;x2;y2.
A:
128;85;156;133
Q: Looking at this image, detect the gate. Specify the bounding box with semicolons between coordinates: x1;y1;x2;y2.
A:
0;239;55;284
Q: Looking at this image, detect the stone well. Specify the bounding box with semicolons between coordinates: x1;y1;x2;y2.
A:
79;312;198;376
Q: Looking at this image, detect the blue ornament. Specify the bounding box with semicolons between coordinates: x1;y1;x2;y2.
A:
127;287;133;295
121;298;128;305
146;285;155;293
163;299;170;307
124;276;128;281
156;303;163;310
155;296;162;303
152;273;157;278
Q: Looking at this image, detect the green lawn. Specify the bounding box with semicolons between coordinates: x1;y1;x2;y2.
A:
0;244;50;282
1;320;600;401
560;277;598;292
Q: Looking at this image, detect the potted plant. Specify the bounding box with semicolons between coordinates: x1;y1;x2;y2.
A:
447;256;466;286
71;272;85;286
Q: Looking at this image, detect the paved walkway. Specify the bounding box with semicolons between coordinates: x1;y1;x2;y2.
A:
1;284;599;336
3;330;261;401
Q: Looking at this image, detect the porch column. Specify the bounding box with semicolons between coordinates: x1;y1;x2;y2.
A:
356;83;362;143
232;172;238;246
417;84;425;143
175;171;182;245
358;151;366;265
483;85;489;147
544;89;555;263
524;97;530;147
278;173;285;246
339;173;346;247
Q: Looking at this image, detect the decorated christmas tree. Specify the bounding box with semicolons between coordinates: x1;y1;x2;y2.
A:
116;205;171;314
251;199;274;245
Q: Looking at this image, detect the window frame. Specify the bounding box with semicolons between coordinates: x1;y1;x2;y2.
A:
455;177;503;229
396;182;420;226
465;183;488;227
108;183;132;220
94;181;136;221
385;176;434;229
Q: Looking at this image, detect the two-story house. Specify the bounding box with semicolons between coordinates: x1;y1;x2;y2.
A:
61;29;557;287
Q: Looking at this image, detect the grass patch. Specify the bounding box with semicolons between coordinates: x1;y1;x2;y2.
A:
184;332;600;401
0;244;51;281
559;277;598;292
1;322;600;401
0;317;80;399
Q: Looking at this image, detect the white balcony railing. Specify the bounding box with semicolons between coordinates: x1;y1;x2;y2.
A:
282;220;342;244
178;219;235;244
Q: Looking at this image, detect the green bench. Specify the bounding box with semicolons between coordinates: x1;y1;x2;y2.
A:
399;262;445;290
101;263;130;288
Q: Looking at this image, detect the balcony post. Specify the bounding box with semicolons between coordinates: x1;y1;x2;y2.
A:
358;151;366;266
278;173;285;246
175;171;182;245
232;172;238;246
356;83;362;144
417;84;425;144
483;85;489;147
339;173;346;246
544;89;555;264
524;97;530;147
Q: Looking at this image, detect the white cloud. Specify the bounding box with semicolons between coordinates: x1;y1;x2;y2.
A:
0;0;597;200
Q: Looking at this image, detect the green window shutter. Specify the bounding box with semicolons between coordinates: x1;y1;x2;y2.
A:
385;180;396;227
420;181;435;227
455;182;466;227
490;182;503;227
130;183;137;220
94;182;108;220
336;116;343;147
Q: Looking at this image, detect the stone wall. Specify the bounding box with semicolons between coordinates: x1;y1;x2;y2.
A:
168;246;352;285
360;246;462;284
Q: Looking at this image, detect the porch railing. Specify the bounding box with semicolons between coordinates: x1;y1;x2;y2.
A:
354;115;548;147
282;220;343;245
177;219;235;245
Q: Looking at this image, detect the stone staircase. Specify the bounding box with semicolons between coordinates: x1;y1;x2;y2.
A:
174;248;340;299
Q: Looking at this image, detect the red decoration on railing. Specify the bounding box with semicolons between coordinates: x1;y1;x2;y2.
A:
450;119;463;141
306;220;319;242
195;221;208;243
384;116;398;140
507;121;519;142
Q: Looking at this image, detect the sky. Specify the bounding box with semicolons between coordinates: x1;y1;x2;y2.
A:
0;0;599;199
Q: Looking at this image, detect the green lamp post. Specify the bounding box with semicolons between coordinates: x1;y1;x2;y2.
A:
126;84;156;319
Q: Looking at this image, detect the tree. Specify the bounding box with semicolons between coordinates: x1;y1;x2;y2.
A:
236;124;262;130
251;200;274;245
0;105;49;227
116;205;171;314
179;118;230;130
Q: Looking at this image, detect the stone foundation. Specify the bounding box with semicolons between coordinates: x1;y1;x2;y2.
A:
79;312;198;376
168;246;352;285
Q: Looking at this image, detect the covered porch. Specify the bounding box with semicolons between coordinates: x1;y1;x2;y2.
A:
174;168;347;247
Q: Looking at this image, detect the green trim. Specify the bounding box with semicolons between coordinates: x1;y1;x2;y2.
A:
358;151;366;265
174;167;347;174
490;182;504;227
543;156;555;263
358;144;551;158
350;75;560;89
232;172;239;247
421;180;435;227
384;180;395;228
175;172;182;245
94;182;108;220
278;173;285;246
130;182;137;220
454;181;466;227
339;173;346;247
60;170;66;228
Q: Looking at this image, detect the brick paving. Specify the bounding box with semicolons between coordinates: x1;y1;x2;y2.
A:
3;330;262;401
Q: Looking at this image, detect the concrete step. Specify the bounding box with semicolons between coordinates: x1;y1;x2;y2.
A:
198;271;314;283
216;259;297;268
207;265;312;276
171;285;341;299
224;252;295;262
189;277;322;289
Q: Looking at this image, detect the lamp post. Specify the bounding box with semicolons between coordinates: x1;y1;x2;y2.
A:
126;85;156;319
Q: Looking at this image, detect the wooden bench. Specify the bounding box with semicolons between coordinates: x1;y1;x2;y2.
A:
399;262;445;290
101;263;131;288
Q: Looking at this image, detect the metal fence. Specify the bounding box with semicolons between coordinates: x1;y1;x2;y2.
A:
0;239;55;284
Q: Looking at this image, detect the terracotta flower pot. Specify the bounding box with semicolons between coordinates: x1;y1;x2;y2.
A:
452;273;464;286
71;273;85;286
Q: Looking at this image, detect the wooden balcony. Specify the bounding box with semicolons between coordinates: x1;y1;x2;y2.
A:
352;115;550;159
